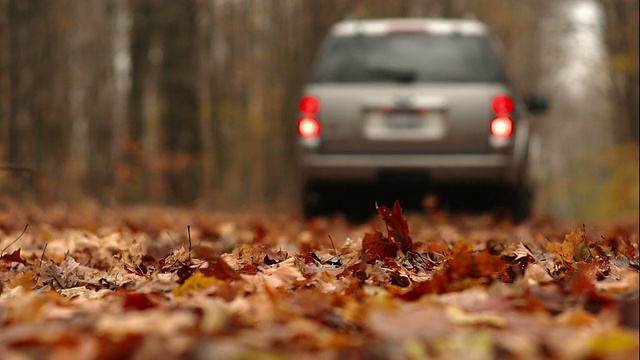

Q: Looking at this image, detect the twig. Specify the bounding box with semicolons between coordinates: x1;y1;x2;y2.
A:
34;242;48;287
359;247;367;286
38;243;48;269
1;224;28;257
328;235;337;255
187;225;192;261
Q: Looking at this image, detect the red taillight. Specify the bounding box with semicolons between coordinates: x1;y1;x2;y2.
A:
298;117;321;138
491;94;514;116
490;117;513;139
299;96;320;115
490;95;514;140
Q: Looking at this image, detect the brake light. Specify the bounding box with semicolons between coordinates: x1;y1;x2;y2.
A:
298;117;321;138
490;95;514;140
491;94;513;116
299;96;320;115
490;117;513;139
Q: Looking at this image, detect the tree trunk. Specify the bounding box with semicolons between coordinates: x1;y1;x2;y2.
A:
7;0;50;198
160;1;199;204
600;0;639;142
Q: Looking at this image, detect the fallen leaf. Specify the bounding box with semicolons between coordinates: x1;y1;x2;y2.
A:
514;243;535;261
0;248;26;265
586;330;639;356
398;271;450;300
199;255;242;281
173;272;219;297
548;228;591;263
445;306;507;328
258;257;306;289
39;252;80;289
0;203;637;360
121;291;164;311
259;245;288;265
362;231;398;263
377;201;414;253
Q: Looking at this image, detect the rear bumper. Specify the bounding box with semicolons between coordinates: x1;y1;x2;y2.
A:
301;153;519;185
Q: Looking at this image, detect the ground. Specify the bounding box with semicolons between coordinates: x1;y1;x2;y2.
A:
0;202;638;360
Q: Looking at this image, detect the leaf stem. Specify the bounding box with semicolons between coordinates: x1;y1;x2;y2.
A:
1;224;28;257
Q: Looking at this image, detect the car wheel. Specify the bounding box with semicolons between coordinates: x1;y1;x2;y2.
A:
302;183;375;221
302;183;323;219
510;186;532;223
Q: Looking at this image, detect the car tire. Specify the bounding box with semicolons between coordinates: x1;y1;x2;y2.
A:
301;183;323;219
509;186;532;223
302;183;376;221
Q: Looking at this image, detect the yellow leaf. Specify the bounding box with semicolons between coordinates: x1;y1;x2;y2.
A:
588;330;639;355
173;272;219;297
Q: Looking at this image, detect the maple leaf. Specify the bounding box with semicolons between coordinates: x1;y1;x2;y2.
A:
39;252;80;289
548;228;591;264
377;200;414;253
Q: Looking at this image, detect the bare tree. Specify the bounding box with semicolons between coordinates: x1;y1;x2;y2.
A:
599;0;639;142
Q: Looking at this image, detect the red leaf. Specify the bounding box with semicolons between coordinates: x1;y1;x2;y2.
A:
377;201;413;252
398;272;450;300
199;256;242;281
362;231;399;263
0;248;26;265
121;291;163;311
177;264;198;284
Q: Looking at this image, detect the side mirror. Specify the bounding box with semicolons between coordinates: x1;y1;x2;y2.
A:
526;94;549;115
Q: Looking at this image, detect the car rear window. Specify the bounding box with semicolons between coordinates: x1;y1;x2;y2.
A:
311;32;506;83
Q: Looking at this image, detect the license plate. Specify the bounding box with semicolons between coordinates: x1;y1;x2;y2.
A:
363;112;447;140
386;113;422;128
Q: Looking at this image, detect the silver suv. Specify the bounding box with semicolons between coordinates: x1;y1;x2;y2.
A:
297;18;547;220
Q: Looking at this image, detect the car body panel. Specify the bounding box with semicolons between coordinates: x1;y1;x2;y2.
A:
305;83;517;155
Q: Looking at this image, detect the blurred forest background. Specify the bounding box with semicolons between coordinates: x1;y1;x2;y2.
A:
0;0;637;221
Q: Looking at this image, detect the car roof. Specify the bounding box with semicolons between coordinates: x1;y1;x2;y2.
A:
332;18;488;37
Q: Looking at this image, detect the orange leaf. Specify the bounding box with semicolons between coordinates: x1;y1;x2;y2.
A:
548;229;589;263
398;271;450;300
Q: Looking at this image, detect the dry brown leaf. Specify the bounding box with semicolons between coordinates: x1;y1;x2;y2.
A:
39;252;80;289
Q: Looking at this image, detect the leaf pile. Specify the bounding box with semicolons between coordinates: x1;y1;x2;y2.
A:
0;203;638;359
